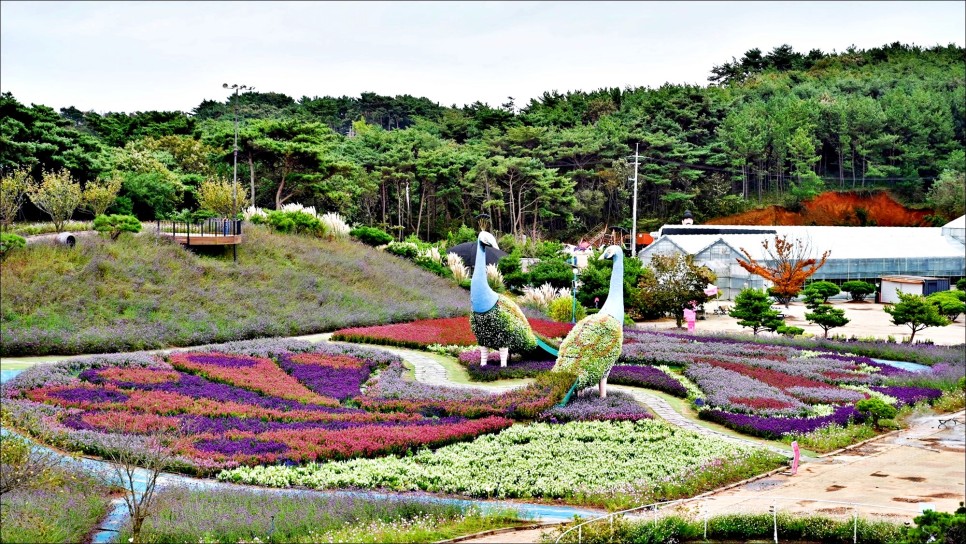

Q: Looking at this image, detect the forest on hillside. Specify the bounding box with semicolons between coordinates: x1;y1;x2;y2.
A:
1;42;964;241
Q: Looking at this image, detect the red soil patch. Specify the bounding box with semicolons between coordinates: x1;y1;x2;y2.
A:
706;191;933;227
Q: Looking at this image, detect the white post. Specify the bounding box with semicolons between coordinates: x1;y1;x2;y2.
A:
499;347;509;368
480;346;488;366
853;505;858;544
772;504;778;543
630;143;639;256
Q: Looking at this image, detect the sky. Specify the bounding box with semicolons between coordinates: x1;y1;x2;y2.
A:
1;1;964;114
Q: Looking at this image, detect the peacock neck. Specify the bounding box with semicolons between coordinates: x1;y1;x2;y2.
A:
599;252;625;324
471;240;499;313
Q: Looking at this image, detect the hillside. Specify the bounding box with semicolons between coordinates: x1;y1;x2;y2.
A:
0;227;468;356
705;191;935;226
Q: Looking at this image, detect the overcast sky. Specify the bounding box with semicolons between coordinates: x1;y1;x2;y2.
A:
2;1;963;114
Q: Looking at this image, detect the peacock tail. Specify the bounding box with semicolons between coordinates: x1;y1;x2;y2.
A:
551;312;623;390
470;294;538;352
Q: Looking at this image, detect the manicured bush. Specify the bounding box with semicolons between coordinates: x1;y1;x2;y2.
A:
842;280;876;302
0;232;26;258
902;502;966;544
957;278;966;291
803;280;841;303
93;213;141;240
350;225;392;246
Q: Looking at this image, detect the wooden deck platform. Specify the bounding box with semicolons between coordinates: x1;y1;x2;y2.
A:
159;233;243;246
155;219;243;247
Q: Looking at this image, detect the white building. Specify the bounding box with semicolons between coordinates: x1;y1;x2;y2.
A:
637;216;966;300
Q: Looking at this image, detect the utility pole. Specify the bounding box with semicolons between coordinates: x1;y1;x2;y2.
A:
630;143;640;256
222;83;253;215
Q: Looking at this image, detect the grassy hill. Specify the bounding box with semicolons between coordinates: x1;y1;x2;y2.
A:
0;226;468;356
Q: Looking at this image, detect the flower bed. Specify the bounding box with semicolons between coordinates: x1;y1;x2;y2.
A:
331;316;572;349
608;365;689;398
4;343;533;474
219;420;786;508
699;406;862;440
456;350;555;380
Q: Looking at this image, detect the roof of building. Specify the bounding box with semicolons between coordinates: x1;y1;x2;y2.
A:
881;275;942;283
642;224;966;261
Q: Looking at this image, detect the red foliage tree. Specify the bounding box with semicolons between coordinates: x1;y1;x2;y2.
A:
736;235;830;306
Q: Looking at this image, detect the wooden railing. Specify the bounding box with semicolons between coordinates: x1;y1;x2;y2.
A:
155;219;243;246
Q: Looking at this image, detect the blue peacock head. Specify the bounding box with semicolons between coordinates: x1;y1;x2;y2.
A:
478;230;499;250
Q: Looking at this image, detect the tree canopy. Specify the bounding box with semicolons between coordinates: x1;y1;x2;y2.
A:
1;42;962;238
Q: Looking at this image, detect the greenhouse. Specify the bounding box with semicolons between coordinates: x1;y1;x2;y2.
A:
637;216;966;300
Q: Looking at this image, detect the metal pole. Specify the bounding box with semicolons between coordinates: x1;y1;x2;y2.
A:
772;504;778;543
232;87;239;218
630;143;639;257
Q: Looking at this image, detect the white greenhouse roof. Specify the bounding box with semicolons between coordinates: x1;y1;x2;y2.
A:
642;224;966;261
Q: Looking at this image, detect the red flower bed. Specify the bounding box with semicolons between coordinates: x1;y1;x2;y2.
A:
332;317;572;349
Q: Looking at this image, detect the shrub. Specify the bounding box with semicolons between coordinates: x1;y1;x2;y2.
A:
730;288;783;335
265;209;324;236
0;232;26;258
93;214;142;241
350;225;393;246
386;241;419;259
842;280;876;302
805;304;850;338
957;278;966;291
547;296;587;323
926;291;965;322
318;212;350;239
776;324;805;336
528;258;574;290
856;398;897;430
903;502;966;544
0;166;30;229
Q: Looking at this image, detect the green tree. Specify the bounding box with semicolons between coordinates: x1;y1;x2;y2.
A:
884;291;950;342
197;178;249;218
93;214;141;240
81;176;122;217
805;304;850;338
0;166;30;229
729;288;784;335
633;253;717;327
0;232;26;259
27;169;82;232
927;168;966;220
841;280;876;302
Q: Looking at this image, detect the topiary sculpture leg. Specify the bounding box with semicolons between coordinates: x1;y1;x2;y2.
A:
500;347;509;368
599;376;608;399
480;346;488;366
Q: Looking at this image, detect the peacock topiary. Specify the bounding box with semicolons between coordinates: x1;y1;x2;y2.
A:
469;231;537;367
552;245;625;401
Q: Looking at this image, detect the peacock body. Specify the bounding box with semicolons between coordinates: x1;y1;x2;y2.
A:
469;232;537;355
552;245;625;393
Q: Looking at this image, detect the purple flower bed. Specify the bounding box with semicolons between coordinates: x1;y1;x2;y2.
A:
49;387;129;404
686;363;807;415
194;437;290;456
700;405;862;439
608;365;688;398
871;386;943;407
541;390;652;423
366;362;482;402
180;353;261;368
463;358;556;381
277;354;376;401
785;386;866;404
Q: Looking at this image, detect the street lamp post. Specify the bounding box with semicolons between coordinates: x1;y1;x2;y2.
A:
222;83;253;216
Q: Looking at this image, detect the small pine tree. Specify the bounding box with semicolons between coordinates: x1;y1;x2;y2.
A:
805;304;850;338
804;281;840;303
93;214;142;241
884;291;950;342
729;288;784;335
